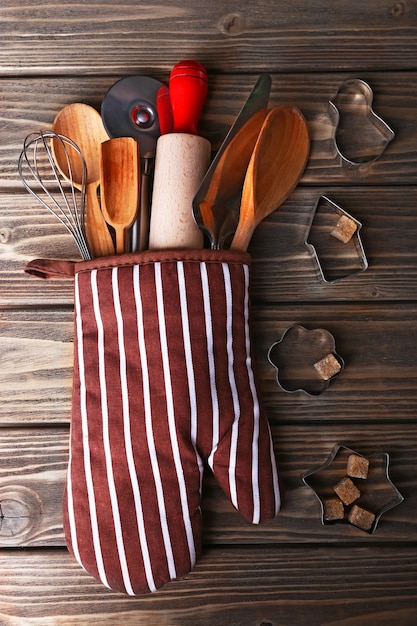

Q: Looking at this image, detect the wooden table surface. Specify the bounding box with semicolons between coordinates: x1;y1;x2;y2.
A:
1;1;417;624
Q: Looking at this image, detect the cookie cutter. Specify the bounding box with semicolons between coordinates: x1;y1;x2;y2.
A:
329;79;395;170
306;195;368;283
302;444;404;534
268;325;344;396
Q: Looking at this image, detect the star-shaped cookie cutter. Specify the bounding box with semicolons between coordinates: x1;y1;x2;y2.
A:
302;444;404;534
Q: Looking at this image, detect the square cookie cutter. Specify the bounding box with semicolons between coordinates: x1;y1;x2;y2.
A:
306;195;368;283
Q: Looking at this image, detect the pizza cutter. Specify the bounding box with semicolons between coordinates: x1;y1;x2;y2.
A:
101;75;164;251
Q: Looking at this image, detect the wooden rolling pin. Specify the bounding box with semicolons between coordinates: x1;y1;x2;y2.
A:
149;133;210;249
148;60;211;250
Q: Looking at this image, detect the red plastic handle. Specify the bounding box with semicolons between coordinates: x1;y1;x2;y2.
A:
156;85;173;135
169;60;208;135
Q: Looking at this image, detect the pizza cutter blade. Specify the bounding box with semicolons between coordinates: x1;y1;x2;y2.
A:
101;75;164;250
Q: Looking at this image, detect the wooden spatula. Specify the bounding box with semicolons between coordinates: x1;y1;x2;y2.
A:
100;137;140;254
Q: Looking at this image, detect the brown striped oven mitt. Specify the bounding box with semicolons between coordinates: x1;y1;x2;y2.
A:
25;248;281;595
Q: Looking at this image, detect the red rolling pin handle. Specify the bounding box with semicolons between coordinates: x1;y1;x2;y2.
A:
169;60;208;135
156;85;173;135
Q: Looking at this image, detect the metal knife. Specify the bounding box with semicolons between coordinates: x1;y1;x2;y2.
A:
193;73;271;249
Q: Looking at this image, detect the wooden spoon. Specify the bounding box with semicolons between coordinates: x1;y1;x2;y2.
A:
53;103;115;257
196;109;267;248
100;137;140;254
230;106;310;251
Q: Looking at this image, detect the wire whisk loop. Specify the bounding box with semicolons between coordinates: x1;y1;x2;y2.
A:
18;130;92;260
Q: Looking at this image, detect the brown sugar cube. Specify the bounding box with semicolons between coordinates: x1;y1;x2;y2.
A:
347;453;369;479
348;504;376;531
333;476;361;506
313;353;342;381
323;497;345;521
330;214;358;243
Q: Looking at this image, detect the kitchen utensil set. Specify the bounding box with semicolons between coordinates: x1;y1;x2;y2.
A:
19;65;309;258
193;74;310;250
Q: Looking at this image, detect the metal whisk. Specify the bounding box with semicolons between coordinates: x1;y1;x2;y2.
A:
18;130;92;260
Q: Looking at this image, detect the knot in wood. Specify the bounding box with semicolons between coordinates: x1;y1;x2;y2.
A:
391;2;405;16
0;486;42;545
218;13;246;36
0;228;11;243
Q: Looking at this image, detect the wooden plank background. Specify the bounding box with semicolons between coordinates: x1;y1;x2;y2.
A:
2;547;417;625
1;0;417;623
1;1;417;74
0;423;415;547
2;73;417;186
1;303;417;425
2;186;417;305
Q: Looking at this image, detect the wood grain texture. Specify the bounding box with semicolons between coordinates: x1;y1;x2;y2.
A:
1;0;417;618
1;546;417;624
1;0;417;74
250;186;417;302
1;303;416;425
0;310;73;423
2;186;417;306
255;303;417;422
2;72;417;186
0;423;414;548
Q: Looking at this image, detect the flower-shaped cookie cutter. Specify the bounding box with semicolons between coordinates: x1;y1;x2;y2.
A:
302;444;404;534
329;79;395;170
306;195;368;283
268;325;344;396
